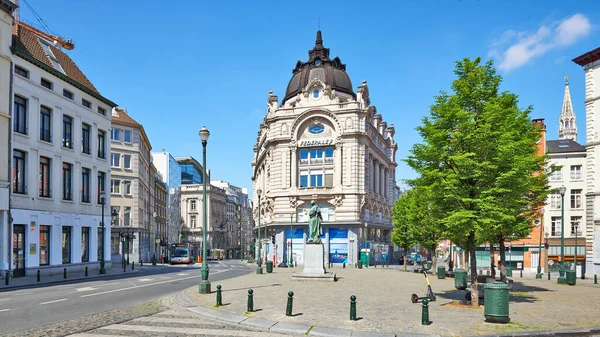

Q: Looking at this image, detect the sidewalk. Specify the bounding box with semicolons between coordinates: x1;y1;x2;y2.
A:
176;265;600;337
0;263;140;292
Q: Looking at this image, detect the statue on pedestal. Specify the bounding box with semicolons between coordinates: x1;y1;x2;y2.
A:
307;200;323;244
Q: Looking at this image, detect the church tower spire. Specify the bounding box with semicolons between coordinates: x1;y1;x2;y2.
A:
559;75;577;141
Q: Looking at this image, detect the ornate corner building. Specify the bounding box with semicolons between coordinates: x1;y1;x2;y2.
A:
251;31;398;266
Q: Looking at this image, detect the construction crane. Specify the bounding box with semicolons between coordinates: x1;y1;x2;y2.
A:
13;0;74;50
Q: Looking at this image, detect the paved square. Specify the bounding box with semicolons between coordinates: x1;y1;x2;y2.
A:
185;265;600;336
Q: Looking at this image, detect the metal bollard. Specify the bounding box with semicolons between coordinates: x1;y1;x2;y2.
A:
5;271;8;285
85;266;88;277
140;260;143;266
37;270;40;282
350;295;357;321
343;262;346;269
595;274;598;284
132;262;135;270
216;285;223;306
286;291;294;316
247;289;254;312
123;261;126;272
520;270;523;278
64;268;67;279
421;298;430;325
548;271;551;280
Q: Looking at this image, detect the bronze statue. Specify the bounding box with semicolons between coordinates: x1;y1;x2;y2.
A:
307;200;323;243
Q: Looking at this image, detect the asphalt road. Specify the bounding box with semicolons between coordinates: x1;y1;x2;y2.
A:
0;260;254;334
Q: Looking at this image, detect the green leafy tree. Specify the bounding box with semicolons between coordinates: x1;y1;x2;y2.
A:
406;57;550;306
391;189;418;271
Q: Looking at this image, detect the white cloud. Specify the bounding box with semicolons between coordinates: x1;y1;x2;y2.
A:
490;14;591;71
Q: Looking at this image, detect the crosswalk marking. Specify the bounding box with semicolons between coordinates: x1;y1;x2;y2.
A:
66;310;303;337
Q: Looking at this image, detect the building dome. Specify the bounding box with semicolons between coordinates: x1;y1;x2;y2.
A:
282;31;355;104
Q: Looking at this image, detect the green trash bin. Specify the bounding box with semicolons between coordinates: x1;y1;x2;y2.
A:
437;266;446;279
484;282;510;324
426;262;432;270
566;270;576;285
454;268;467;290
266;261;273;273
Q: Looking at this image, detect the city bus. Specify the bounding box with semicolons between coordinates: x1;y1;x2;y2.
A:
170;243;194;264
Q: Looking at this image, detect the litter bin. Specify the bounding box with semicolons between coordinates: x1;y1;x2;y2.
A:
426;261;432;270
454;268;467;290
566;270;576;285
266;261;273;273
437;266;446;279
484;282;510;323
358;260;363;269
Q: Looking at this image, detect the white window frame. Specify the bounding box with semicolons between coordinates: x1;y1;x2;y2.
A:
111;179;120;194
570;189;582;209
111;153;120;167
124;181;131;195
549;167;562;181
190;199;197;211
123;130;132;143
570;165;582;180
111;128;121;141
123;154;132;169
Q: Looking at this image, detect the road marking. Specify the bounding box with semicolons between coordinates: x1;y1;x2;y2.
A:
76;287;97;292
138;278;153;282
0;298;10;302
94;324;294;336
81;269;228;298
176;273;189;276
13;291;33;295
0;309;10;312
40;298;67;305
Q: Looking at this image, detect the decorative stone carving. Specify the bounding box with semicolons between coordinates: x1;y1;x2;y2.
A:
289;196;299;208
332;195;343;207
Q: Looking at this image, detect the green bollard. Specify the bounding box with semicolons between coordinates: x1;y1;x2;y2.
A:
132;262;135;270
350;295;357;321
37;270;40;282
123;261;126;272
594;274;597;284
85;266;88;277
286;291;294;316
64;268;67;279
421;298;430;325
5;271;8;285
216;285;223;306
343;262;346;269
548;271;551;280
247;289;253;312
520;270;523;278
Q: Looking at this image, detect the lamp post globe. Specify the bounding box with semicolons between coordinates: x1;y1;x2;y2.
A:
558;185;567;284
99;191;107;274
199;126;211;294
256;188;263;274
535;208;545;279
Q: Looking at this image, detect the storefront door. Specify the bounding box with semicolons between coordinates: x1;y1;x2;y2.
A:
12;225;26;278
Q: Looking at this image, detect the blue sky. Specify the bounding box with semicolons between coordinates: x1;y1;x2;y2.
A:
17;0;600;193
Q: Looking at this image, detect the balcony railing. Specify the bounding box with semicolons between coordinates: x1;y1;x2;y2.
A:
40;129;52;142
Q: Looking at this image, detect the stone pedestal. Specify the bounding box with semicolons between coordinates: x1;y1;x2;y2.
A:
292;243;336;282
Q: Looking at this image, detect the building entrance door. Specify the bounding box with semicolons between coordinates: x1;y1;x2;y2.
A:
531;252;539;271
12;225;26;278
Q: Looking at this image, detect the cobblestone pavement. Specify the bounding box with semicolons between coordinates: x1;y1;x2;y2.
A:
182;265;600;336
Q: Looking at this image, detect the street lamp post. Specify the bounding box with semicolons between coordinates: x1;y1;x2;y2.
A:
99;191;107;274
574;222;578;275
364;222;369;267
199;126;211;294
536;208;545;279
558;185;567;284
256;188;263;274
152;212;157;266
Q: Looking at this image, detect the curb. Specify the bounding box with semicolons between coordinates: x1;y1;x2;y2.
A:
0;269;141;293
477;326;600;337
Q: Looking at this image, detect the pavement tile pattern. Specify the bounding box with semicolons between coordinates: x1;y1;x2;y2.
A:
182;264;600;336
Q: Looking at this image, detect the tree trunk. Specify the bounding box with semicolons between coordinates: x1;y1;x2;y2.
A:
498;237;506;283
468;231;479;307
403;254;407;272
431;244;437;275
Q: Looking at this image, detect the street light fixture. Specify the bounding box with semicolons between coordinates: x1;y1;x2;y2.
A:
573;222;578;274
558;185;567;284
99;191;107;274
198;126;211;294
364;222;369;268
535;208;545;279
152;212;157;266
256;188;263;274
289;213;294;268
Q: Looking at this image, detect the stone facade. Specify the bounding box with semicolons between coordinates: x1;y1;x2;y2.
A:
9;21;116;276
109;107;153;264
574;47;600;274
0;0;16;273
251;31;397;267
211;180;252;259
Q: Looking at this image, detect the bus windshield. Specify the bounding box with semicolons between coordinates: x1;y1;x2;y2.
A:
172;247;188;257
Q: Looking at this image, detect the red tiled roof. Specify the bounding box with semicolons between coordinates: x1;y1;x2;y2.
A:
572;46;600;66
11;22;116;106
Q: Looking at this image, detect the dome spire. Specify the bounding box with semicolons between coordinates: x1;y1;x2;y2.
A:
315;30;323;47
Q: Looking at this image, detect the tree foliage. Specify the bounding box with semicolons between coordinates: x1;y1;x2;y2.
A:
405;57;551;305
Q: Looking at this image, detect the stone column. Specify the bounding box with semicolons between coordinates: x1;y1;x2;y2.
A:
291;147;297;188
374;161;379;195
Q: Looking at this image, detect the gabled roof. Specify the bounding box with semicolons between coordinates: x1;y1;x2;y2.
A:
11;22;116;107
546;139;585;154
